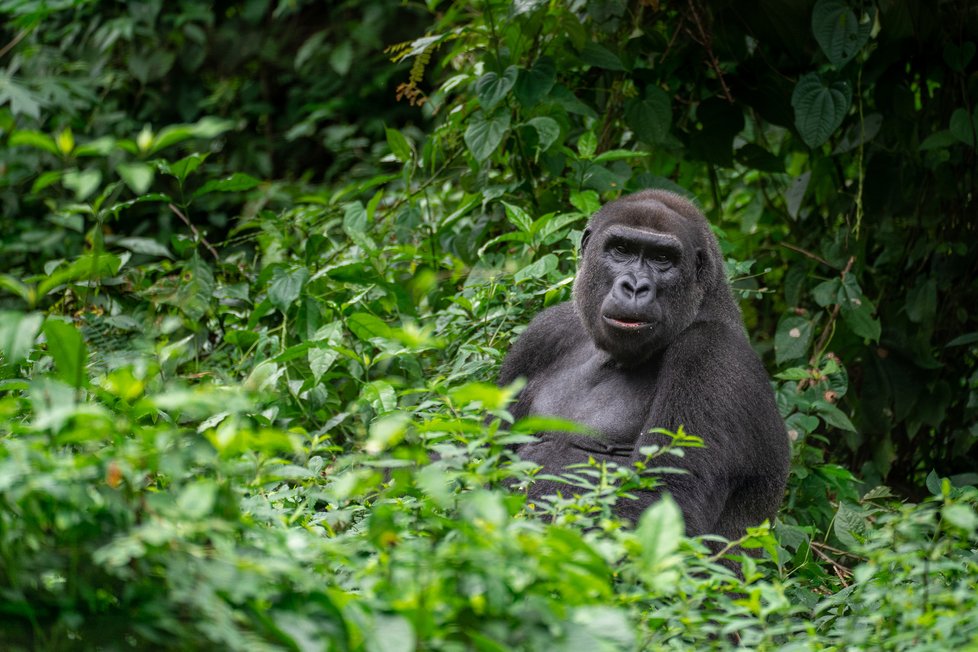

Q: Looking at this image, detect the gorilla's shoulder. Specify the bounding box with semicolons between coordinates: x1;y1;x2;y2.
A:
673;319;773;385
498;302;584;384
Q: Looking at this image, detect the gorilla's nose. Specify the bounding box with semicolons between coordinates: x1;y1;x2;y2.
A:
613;275;653;302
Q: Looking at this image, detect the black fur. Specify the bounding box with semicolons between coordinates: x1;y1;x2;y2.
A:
499;190;789;539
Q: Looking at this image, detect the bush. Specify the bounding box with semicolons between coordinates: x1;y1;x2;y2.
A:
1;0;977;649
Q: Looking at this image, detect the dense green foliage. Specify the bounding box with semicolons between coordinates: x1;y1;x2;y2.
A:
1;0;977;649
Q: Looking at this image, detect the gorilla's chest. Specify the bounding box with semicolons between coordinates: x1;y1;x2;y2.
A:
527;350;657;447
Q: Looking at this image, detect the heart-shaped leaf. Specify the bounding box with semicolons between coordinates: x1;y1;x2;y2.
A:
812;0;874;67
792;73;851;148
464;111;510;161
475;66;518;110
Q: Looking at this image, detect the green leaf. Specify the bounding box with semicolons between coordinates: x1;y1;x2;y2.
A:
775;315;814;365
62;168;103;201
832;113;882;154
735;143;785;172
342;201;375;250
833;502;867;547
946;332;978;347
116;162;155;195
0;311;42;367
943;41;976;72
942;503;978;534
9;130;58;155
625;86;672;145
173;255;215;321
450;381;518;411
816;402;856;431
570;190;601;215
580;42;626;71
0;275;32;304
347;312;392;341
501;201;533;232
811;0;874;67
193;173;261;199
38;253;123;297
365;411;411;454
163;153;208;184
526;116;560;152
361;379;397;413
31;170;63;194
511;415;595;435
329;40;353;75
464;111;510;161
812;277;841;307
150;117;234;154
905;279;937;324
550;85;598;119
475;66;518;110
784;171;811;219
514;254;558;284
369;614;416;652
42;318;87;388
385;127;413;162
514;57;556;107
74;136;116;157
949;107;978;147
840;275;880;341
577;131;597;159
919;130;958;151
112;236;173;258
792;73;851;148
0;76;42;119
176;481;218;519
267;267;309;314
635;494;684;572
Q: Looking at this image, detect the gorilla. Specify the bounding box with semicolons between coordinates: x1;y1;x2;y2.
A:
499;189;790;540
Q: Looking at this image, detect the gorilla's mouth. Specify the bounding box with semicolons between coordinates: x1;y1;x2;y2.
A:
604;315;652;330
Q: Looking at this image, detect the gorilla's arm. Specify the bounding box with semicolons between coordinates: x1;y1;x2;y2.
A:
627;321;789;537
498;302;583;393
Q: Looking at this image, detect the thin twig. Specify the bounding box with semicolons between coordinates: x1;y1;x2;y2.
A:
0;30;29;60
686;0;733;102
798;256;855;391
781;242;835;269
810;542;853;585
168;203;220;261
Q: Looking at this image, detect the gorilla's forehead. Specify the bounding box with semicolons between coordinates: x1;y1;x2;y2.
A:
591;198;697;238
601;224;684;250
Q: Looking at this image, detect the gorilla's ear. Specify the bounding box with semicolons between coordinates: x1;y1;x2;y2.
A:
696;249;707;280
581;227;593;254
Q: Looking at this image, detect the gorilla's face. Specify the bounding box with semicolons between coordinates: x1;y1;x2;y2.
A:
573;197;707;364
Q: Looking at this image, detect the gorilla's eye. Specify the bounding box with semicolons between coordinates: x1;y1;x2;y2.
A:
610;243;631;257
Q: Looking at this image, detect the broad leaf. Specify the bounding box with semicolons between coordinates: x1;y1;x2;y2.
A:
812;0;874;67
347;312;392;341
526;116;560;152
0;311;42;367
43;318;87;388
116;162;155;195
193;173;261;199
625;86;672;145
514;57;556;107
792;73;851;148
464;111;510;161
475;66;518;110
775;315;814;365
267;267;309;314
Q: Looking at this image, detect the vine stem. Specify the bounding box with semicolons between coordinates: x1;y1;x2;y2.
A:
854;63;865;238
798;256;855;391
169;203;220;261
